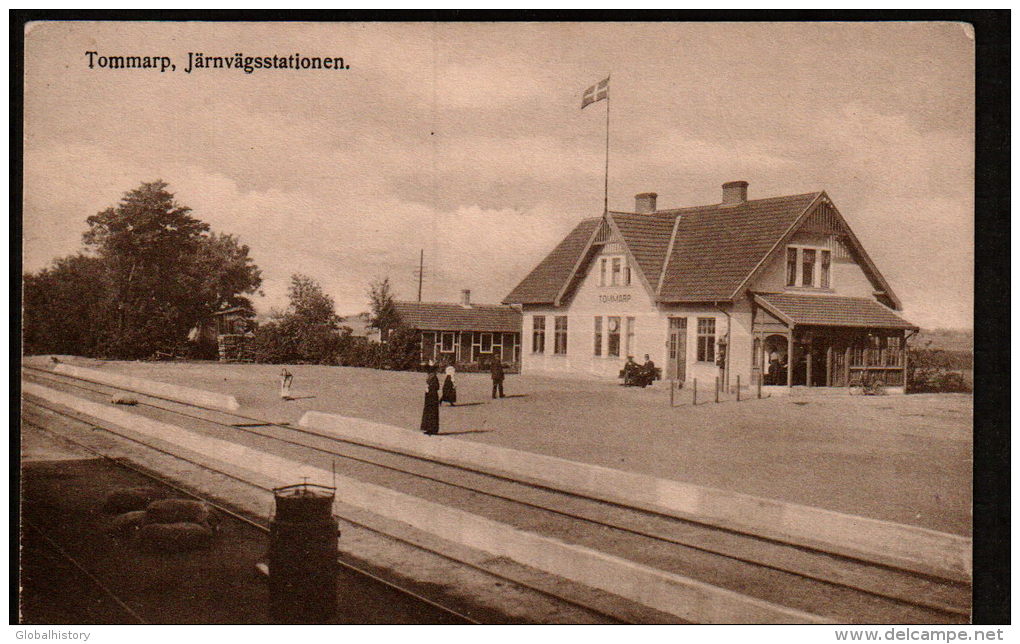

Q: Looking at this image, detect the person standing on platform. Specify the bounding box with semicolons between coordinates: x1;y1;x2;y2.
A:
440;364;457;406
490;359;505;399
279;368;294;400
421;363;440;435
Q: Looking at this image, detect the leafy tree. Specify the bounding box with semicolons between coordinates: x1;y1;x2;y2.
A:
252;274;342;364
23;181;262;359
22;254;113;356
191;233;263;317
367;277;401;335
286;273;341;329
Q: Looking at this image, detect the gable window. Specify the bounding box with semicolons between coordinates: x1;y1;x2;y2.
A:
532;316;546;354
786;245;832;289
599;255;630;287
593;316;602;356
607;316;621;357
554;316;568;355
697;317;716;363
802;249;815;286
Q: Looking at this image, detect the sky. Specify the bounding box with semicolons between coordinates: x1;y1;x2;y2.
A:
23;21;975;328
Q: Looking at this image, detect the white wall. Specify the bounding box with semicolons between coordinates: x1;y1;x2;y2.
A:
520;239;736;386
521;242;664;379
753;232;877;299
521;229;887;387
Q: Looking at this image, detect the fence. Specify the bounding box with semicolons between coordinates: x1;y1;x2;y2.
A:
667;375;768;407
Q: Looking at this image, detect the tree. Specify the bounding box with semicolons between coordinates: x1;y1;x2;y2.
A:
367;277;401;335
23;181;263;359
22;254;113;356
286;273;341;329
190;233;263;318
252;274;342;364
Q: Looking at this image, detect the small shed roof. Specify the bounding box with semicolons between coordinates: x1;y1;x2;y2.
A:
393;301;521;333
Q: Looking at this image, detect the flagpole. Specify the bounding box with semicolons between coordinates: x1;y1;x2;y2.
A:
603;76;610;217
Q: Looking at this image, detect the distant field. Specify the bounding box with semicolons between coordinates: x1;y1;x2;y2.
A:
914;328;973;352
25;355;973;535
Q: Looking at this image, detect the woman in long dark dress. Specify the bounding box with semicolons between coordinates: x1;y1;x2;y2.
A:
440;365;457;406
420;364;440;435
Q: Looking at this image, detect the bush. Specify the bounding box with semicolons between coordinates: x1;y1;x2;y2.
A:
331;326;420;371
251;320;301;364
333;336;387;368
383;327;422;371
907;348;973;393
251;317;343;364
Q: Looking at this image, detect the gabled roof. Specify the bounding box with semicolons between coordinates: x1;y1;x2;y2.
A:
503;189;903;310
610;212;678;289
503;217;601;305
656;192;821;301
393;301;521;333
754;293;917;330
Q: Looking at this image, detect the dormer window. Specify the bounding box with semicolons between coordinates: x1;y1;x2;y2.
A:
786;245;831;289
599;256;631;287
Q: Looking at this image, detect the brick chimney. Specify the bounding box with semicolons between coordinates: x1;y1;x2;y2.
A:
722;181;748;205
634;192;658;214
460;289;471;307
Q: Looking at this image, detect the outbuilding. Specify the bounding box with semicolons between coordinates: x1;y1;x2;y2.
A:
393;290;522;372
503;182;917;391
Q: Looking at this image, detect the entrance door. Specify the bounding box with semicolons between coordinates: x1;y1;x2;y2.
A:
667;317;687;382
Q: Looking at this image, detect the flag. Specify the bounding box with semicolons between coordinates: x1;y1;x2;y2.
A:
581;77;609;109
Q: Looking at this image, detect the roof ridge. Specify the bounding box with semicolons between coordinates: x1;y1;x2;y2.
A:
395;300;514;308
656;212;685;296
652;191;823;216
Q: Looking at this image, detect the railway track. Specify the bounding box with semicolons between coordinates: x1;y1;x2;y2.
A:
21;365;971;623
21;417;483;625
21;378;632;624
21;516;150;624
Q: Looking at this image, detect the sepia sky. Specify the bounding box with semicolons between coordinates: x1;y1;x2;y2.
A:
23;21;974;328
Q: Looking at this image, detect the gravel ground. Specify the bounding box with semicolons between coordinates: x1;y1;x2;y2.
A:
25;356;972;535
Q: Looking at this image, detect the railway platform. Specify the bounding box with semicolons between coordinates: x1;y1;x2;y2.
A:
19;424;473;624
20;363;973;624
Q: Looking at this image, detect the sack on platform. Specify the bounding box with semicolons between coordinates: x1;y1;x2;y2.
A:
102;487;167;514
106;510;148;535
138;522;214;552
145;498;212;525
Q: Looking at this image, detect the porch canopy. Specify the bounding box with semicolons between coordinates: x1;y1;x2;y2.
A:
752;293;917;387
753;293;917;331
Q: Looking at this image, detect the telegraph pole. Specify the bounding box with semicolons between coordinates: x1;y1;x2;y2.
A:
417;249;424;302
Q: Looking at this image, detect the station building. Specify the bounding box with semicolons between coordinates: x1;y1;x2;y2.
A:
503;182;917;391
393;290;522;372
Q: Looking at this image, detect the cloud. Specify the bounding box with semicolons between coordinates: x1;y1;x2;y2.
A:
22;22;974;330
